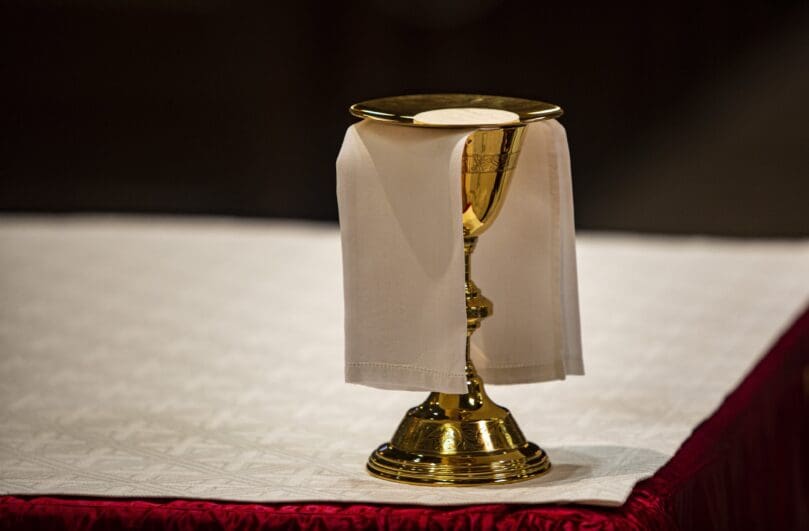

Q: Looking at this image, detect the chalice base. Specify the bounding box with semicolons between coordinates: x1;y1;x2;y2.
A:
367;440;550;486
366;383;551;485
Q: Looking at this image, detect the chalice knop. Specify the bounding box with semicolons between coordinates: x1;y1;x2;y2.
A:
350;94;563;485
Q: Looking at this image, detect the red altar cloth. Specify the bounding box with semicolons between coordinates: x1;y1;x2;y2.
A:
2;307;807;530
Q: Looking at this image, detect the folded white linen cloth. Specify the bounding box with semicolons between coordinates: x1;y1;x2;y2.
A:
337;118;583;393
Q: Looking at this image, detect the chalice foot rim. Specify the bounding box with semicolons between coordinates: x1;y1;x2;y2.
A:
366;442;551;486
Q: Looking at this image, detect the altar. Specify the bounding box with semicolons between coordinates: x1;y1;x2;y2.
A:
1;217;807;528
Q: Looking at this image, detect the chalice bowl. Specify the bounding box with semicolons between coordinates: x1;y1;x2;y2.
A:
350;95;563;485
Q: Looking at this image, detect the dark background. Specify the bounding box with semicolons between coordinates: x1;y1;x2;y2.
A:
2;1;807;236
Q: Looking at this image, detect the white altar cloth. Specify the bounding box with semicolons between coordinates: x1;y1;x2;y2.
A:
0;216;807;506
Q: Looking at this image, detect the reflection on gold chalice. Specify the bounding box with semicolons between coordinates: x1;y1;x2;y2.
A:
350;95;562;485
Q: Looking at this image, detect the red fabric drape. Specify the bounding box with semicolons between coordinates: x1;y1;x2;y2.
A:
2;308;807;530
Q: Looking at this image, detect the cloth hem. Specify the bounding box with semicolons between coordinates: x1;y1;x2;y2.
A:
345;363;467;393
477;359;584;385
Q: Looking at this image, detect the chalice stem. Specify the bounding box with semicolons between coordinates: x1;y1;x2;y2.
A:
452;234;489;406
464;235;489;377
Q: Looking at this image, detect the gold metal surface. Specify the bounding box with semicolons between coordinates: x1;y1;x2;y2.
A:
357;94;557;485
350;94;562;128
461;127;524;238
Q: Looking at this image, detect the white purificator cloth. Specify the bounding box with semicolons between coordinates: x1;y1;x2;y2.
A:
337;119;583;393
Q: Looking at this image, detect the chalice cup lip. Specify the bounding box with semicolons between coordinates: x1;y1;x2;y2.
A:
350;93;563;128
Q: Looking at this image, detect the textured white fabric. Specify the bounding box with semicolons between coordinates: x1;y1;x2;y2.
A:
337;119;583;392
0;217;807;506
336;121;470;392
473;120;583;383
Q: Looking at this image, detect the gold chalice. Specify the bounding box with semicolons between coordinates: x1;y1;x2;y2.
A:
350;94;563;485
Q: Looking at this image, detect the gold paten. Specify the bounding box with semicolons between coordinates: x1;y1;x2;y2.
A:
350;94;561;128
351;94;562;485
